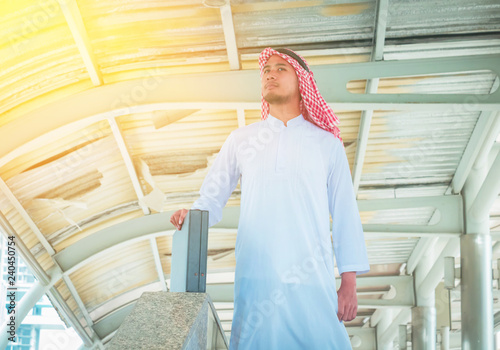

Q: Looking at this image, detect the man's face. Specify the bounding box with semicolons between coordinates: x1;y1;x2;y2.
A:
261;55;300;106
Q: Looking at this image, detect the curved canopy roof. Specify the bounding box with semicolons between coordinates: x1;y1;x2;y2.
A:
1;0;500;348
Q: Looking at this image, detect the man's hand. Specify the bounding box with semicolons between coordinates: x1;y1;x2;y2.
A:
337;271;357;322
170;209;188;230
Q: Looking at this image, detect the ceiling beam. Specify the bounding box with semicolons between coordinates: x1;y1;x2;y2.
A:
220;3;240;70
0;177;55;256
237;108;246;128
352;0;388;194
47;286;95;347
61;275;105;348
469;146;500;221
91;275;413;341
2;53;499;160
0;211;50;284
107;117;150;215
150;237;167;291
58;0;103;85
53;211;174;274
53;195;464;274
451;79;500;194
0;211;95;347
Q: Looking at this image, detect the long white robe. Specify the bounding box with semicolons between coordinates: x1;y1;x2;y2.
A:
192;114;370;349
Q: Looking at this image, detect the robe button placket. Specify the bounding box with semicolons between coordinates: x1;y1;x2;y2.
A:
276;127;286;173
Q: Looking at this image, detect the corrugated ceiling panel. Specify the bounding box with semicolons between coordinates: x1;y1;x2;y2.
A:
387;0;500;38
55;279;86;327
119;110;240;210
3;130;140;251
366;237;419;265
0;1;90;128
347;72;498;95
0;120;111;181
359;114;479;188
232;1;376;48
0;203;55;271
53;209;143;252
366;206;437;225
78;0;229;79
384;39;500;60
70;239;157;312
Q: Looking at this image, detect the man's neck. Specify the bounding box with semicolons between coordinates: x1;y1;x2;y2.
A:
269;104;301;126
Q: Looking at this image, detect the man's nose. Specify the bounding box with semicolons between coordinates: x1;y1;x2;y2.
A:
266;72;276;80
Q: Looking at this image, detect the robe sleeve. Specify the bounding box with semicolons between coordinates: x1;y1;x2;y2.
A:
327;138;370;275
191;132;240;227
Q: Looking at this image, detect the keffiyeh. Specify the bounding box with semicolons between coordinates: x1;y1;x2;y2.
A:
258;47;344;147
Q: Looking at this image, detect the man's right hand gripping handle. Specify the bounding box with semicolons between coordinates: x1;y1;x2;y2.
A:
170;209;188;230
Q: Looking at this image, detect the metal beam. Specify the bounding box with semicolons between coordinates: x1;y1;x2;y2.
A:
193;276;414;307
451;110;500;194
47;286;95;347
0;180;105;347
371;0;389;62
89;276;412;341
0;211;96;347
52;194;465;278
220;3;240;70
107;117;150;215
0;269;59;349
0;177;55;256
417;238;460;299
358;195;463;236
379;309;411;348
150;238;167;291
61;275;104;348
469;149;500;222
58;0;103;85
53;211;174;274
2;53;499;159
347;328;376;350
89;281;164;322
237;108;246;128
353;0;388;193
0;211;50;284
92;302;136;340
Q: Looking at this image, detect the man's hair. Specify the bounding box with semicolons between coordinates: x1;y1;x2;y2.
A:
274;48;310;73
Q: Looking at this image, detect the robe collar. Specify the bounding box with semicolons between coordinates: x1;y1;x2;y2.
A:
266;114;306;129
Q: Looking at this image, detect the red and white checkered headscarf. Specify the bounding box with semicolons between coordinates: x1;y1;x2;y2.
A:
258;47;343;147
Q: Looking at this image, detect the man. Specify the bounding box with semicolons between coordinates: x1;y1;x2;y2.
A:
170;47;370;349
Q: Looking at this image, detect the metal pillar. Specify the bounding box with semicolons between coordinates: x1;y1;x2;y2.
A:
412;236;438;350
376;309;393;350
411;307;436;350
440;326;449;350
399;324;408;350
0;281;48;349
460;234;494;350
460;145;499;350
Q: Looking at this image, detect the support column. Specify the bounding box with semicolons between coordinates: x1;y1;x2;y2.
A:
411;307;436;350
460;146;499;350
412;236;438;350
460;234;493;349
440;326;449;350
376;309;393;350
0;281;47;349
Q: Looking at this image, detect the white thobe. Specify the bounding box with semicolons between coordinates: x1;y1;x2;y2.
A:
191;114;370;350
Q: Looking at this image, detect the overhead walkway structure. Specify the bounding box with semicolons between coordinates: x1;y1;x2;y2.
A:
1;0;500;349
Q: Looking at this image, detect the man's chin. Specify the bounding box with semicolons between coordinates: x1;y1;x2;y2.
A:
264;93;288;105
